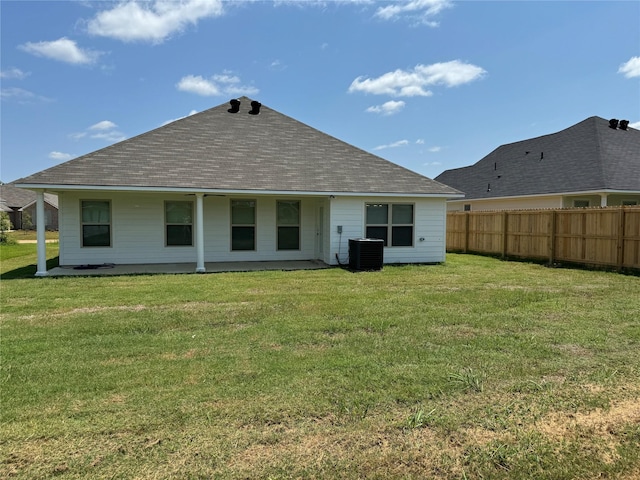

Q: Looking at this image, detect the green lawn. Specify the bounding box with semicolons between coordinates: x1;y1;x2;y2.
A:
5;229;59;242
1;243;639;479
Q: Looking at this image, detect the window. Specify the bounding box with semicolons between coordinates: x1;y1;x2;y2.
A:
573;200;590;208
622;200;638;206
365;203;414;247
81;200;111;247
277;200;300;250
464;204;471;212
231;200;256;250
165;201;193;246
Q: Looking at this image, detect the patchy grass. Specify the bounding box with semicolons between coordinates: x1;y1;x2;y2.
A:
5;230;59;242
1;250;639;479
0;242;59;279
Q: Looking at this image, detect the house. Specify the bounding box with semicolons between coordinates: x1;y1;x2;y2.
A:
0;183;58;230
435;116;640;211
14;97;462;276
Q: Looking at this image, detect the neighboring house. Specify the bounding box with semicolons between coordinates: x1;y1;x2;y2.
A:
0;183;58;230
14;97;462;275
435;116;640;211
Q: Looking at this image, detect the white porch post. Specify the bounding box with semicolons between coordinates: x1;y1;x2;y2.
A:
195;193;205;273
35;190;48;277
600;194;608;207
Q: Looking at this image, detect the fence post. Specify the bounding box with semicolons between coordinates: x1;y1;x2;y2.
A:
549;210;557;266
617;207;626;272
501;211;508;258
464;212;470;253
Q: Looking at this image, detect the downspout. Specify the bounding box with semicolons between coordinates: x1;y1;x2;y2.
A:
35;190;48;276
195;193;205;273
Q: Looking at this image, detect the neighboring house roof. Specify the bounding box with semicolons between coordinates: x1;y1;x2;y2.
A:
0;183;58;210
15;97;461;197
435;116;640;200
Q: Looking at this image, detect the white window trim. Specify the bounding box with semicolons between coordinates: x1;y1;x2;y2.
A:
276;199;301;251
164;200;194;247
80;199;112;248
365;202;415;247
230;199;257;251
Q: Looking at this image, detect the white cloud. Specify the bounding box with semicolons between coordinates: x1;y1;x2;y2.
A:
428;146;442;152
0;87;52;103
0;67;29;79
90;131;127;143
69;132;87;140
162;109;198;126
270;60;286;71
618;56;640;78
630;121;640;130
349;60;486;97
177;73;258;97
176;75;220;96
424;161;442;166
1;87;35;100
87;0;225;43
366;100;406;115
89;120;118;131
19;37;101;65
373;139;409;151
375;0;452;26
416;139;425;145
49;151;73;161
70;120;125;143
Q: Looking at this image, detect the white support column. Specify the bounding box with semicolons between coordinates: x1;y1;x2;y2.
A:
195;193;205;273
600;194;608;207
35;190;48;277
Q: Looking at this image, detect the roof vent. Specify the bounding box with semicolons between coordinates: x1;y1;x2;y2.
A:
619;120;629;131
249;101;261;115
609;118;619;129
228;99;241;113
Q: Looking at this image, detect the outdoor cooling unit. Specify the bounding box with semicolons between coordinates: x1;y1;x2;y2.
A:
349;238;384;271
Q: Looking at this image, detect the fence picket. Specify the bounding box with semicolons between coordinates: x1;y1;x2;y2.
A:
446;206;640;271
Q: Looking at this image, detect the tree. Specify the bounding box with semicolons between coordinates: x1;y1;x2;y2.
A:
22;211;34;231
0;212;13;244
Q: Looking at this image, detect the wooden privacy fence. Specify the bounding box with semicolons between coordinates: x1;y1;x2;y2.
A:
446;206;640;271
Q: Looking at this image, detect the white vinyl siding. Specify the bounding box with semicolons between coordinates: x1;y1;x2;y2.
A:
446;195;563;212
57;192;448;267
328;196;447;265
58;193;321;265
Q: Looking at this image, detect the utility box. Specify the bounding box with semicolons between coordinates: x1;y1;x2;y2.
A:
349;238;384;271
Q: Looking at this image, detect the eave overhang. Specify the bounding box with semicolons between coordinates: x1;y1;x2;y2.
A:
14;183;464;199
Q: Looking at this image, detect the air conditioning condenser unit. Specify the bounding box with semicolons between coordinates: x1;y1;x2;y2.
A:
349;238;384;271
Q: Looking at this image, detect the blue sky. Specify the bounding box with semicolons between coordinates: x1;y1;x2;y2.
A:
1;0;639;184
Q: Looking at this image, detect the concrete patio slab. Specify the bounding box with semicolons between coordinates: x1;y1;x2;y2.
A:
46;260;330;276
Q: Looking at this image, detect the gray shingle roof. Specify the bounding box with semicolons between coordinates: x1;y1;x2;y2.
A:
435;116;640;199
0;183;58;209
15;97;459;196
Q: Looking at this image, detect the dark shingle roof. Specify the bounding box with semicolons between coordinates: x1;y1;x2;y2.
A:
435;116;640;199
0;183;58;209
15;97;459;196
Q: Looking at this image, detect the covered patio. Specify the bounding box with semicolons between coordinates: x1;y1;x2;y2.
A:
46;260;330;277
